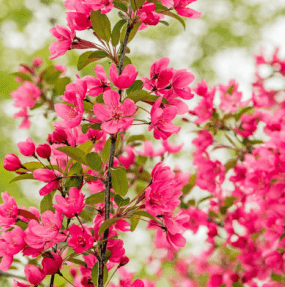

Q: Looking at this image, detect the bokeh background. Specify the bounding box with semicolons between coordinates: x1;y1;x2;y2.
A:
0;0;285;285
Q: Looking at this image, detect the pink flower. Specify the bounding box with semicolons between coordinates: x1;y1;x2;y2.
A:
54;100;84;128
24;265;46;286
53;187;85;218
86;0;114;14
84;65;111;97
137;141;164;157
0;192;18;228
14;108;31;129
3;154;22;171
42;252;63;275
148;97;180;140
93;90;136;134
234;114;258;138
118;146;135;169
49;24;75;59
0;226;26;271
67;224;94;253
33;169;62;196
138;3;161;26
11;82;41;109
173;0;201;18
17;138;35;157
25;211;65;249
162;139;183;153
109;64;138;89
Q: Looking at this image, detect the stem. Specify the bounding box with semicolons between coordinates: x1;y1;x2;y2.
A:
98;135;117;287
49;274;55;287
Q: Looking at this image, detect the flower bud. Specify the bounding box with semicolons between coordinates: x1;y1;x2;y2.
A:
36;144;51;159
3;154;22;171
17;138;35;157
24;265;45;286
42;252;62;275
50;128;68;144
119;256;129;267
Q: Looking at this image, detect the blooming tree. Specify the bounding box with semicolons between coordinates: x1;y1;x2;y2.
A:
2;0;285;287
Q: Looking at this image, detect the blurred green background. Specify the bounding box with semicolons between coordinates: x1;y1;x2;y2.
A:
0;0;284;284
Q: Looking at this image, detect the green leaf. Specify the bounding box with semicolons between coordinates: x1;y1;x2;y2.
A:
78;210;94;222
155;4;186;29
127;90;168;103
113;1;128;12
114;194;130;206
40;192;55;213
129;217;140;231
111;19;127;47
133;210;158;222
110;167;128;196
43;66;62;84
65;162;83;190
224;196;236;208
159;20;169;26
127;134;146;144
271;273;283;282
11;72;32;82
225;158;237;172
82;123;102;134
78;140;94;154
198;195;214;204
232;283;243;287
102;138;111;163
131;0;145;11
10;173;34;183
83;100;94;112
103;265;108;284
86;191;114;204
99;218;122;237
91;10;111;42
54;77;71;96
57;146;88;165
77;51;108;71
68;258;87;267
120;22;141;43
91;263;99;285
15;221;28;230
235;106;254;121
86;152;103;171
16;161;45;173
127;80;143;95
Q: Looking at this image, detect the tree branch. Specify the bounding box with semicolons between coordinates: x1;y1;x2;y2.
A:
97;8;134;287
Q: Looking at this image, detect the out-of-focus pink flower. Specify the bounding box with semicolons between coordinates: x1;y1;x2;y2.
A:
17;138;35;157
119;146;135;169
93;90;136;134
11;82;41;109
32;57;43;67
173;0;201;18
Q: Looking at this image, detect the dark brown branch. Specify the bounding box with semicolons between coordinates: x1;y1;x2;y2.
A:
97;7;134;287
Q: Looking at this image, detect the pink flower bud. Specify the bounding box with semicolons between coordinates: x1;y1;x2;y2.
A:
3;154;22;171
49;128;68;144
24;265;46;286
42;252;62;275
119;256;129;267
33;57;43;67
36;144;51;159
17;138;35;157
